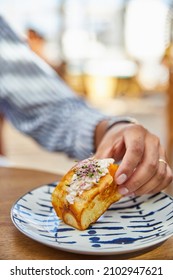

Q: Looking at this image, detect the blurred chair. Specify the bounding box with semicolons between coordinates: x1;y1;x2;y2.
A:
166;57;173;166
83;59;140;105
163;5;173;166
163;37;173;166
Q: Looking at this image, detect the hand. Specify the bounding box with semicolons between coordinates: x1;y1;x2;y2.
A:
95;122;173;196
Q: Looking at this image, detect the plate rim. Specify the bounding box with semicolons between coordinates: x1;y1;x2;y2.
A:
11;184;173;256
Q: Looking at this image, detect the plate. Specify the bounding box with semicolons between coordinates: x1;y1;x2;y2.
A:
11;183;173;255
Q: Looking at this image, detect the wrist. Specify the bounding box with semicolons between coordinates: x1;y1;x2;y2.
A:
106;116;138;132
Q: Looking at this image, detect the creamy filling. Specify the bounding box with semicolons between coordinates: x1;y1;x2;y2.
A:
66;158;114;204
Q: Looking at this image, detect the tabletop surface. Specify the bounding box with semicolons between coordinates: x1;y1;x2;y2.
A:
1;167;173;260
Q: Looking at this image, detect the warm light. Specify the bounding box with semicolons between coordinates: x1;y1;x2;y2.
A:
83;59;138;105
0;0;59;38
125;0;169;61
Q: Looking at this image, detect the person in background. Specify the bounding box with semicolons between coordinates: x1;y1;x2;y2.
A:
0;16;172;197
26;28;66;79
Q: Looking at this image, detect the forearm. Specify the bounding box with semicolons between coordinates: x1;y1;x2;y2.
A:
1;75;106;159
0;17;107;159
0;114;4;155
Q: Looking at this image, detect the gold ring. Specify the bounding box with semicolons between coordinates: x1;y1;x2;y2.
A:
158;158;167;165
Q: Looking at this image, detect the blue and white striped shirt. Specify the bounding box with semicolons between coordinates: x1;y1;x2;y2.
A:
0;16;109;159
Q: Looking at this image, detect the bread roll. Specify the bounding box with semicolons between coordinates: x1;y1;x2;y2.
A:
52;158;122;230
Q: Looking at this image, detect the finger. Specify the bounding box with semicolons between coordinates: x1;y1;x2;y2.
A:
117;132;160;195
115;126;146;185
95;135;125;160
94;146;112;159
112;139;126;162
147;165;173;195
94;135;114;159
132;157;167;196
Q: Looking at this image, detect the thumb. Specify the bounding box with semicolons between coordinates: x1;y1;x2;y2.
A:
95;137;125;160
95;145;112;159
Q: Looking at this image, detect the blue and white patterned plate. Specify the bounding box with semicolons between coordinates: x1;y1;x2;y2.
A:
11;183;173;255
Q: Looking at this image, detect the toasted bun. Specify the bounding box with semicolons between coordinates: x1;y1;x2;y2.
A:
52;158;122;230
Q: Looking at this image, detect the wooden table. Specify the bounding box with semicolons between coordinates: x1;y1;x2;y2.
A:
1;167;173;260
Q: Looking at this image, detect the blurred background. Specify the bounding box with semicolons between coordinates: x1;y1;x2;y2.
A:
1;0;173;174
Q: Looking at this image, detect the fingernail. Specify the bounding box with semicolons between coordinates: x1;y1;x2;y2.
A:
116;173;127;185
118;187;129;195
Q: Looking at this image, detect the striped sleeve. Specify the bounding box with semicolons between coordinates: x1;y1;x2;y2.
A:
0;16;107;159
